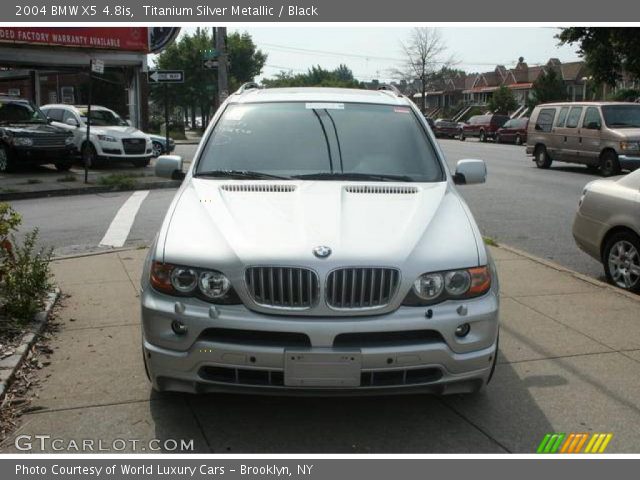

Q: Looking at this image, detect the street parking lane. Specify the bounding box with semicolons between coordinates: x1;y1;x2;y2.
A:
438;138;605;281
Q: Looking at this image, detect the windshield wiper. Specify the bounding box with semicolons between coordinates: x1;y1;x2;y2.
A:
194;169;290;180
292;172;416;182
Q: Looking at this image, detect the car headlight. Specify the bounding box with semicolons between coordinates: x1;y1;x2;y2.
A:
620;141;640;152
12;137;33;146
150;261;239;304
97;135;117;143
404;266;491;306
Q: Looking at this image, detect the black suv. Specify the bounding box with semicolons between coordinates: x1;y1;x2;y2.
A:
0;96;75;172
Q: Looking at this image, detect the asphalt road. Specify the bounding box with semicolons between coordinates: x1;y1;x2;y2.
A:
10;140;604;281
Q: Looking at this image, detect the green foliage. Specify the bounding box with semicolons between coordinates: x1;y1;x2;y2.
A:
152;28;267;124
1;229;53;322
528;69;568;107
558;28;640;87
262;64;364;88
1;203;21;274
97;174;139;189
608;88;640;102
488;86;518;114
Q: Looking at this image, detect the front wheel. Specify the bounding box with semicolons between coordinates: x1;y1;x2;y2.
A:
534;146;552;169
600;151;621;177
152;142;163;158
603;232;640;293
0;144;15;173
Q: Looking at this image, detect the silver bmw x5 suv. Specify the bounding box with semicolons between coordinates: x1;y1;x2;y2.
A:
141;85;500;395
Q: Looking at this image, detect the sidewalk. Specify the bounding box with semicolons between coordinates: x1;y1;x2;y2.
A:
1;245;640;453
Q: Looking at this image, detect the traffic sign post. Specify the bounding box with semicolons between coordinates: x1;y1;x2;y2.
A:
147;70;184;84
147;70;185;154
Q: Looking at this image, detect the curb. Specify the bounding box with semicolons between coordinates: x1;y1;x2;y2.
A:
496;243;640;304
0;179;180;202
0;288;60;401
52;246;143;261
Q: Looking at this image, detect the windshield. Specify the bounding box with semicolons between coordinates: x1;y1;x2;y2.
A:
602;105;640;128
79;108;127;127
196;102;443;182
0;100;47;124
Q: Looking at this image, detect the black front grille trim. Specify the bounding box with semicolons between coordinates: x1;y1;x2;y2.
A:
333;330;445;348
198;328;311;348
199;366;285;386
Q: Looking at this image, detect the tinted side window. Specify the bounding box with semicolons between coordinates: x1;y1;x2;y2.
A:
45;108;63;121
582;107;602;128
565;107;583;128
535;108;556;132
62;110;78;123
556;107;569;127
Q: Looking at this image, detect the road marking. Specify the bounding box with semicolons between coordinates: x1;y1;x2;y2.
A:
99;190;150;248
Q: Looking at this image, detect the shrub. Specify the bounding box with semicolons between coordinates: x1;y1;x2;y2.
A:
1;229;53;322
0;203;21;278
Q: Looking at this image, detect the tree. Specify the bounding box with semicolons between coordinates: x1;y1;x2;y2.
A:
152;28;267;129
558;28;640;86
528;68;567;107
488;86;518;114
261;64;363;88
395;28;451;112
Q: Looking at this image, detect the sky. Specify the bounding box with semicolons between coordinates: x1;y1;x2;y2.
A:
177;27;583;82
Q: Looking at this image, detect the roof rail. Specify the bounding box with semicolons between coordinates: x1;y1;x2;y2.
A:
236;82;261;94
377;84;402;96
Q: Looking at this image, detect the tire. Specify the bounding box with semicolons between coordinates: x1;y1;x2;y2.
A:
132;158;151;168
0;144;15;173
54;161;72;171
515;134;523;146
534;145;552;169
603;231;640;293
600;151;621;177
152;141;163;158
479;130;487;142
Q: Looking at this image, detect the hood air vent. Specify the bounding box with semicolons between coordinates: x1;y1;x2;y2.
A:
344;185;419;194
220;184;296;193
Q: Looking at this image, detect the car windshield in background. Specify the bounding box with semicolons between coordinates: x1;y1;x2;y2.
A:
79;109;127;127
196;102;443;182
0;100;47;124
602;105;640;128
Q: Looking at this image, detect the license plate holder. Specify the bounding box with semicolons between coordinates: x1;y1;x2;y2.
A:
284;351;361;387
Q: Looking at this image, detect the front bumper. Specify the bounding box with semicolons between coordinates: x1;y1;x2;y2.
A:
13;145;75;163
618;154;640;170
141;287;500;395
95;140;153;160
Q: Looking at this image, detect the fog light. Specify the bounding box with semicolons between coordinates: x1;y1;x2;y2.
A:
171;320;187;335
455;323;470;338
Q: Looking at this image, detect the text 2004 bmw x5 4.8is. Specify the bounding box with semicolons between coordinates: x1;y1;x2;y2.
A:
141;85;500;395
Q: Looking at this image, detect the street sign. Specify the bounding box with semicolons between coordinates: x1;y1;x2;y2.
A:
91;59;104;74
203;59;219;69
147;70;184;84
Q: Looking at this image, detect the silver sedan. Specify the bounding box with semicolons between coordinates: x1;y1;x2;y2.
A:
573;169;640;292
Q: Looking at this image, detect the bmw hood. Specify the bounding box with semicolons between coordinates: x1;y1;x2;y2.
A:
161;179;483;276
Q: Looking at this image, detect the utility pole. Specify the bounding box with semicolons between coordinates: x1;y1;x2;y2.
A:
215;26;229;107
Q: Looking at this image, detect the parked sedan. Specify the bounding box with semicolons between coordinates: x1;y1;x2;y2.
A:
495;118;528;145
433;119;461;138
573;169;640;292
147;134;176;158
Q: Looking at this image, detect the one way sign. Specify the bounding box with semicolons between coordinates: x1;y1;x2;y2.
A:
147;70;184;84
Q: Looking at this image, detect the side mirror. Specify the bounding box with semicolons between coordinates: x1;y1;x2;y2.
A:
65;117;79;127
155;155;185;180
454;159;487;185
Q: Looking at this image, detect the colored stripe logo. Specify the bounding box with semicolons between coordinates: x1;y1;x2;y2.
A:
537;433;613;453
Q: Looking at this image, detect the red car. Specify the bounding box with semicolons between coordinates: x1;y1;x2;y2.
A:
495;118;529;145
433;119;461;138
460;114;510;142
